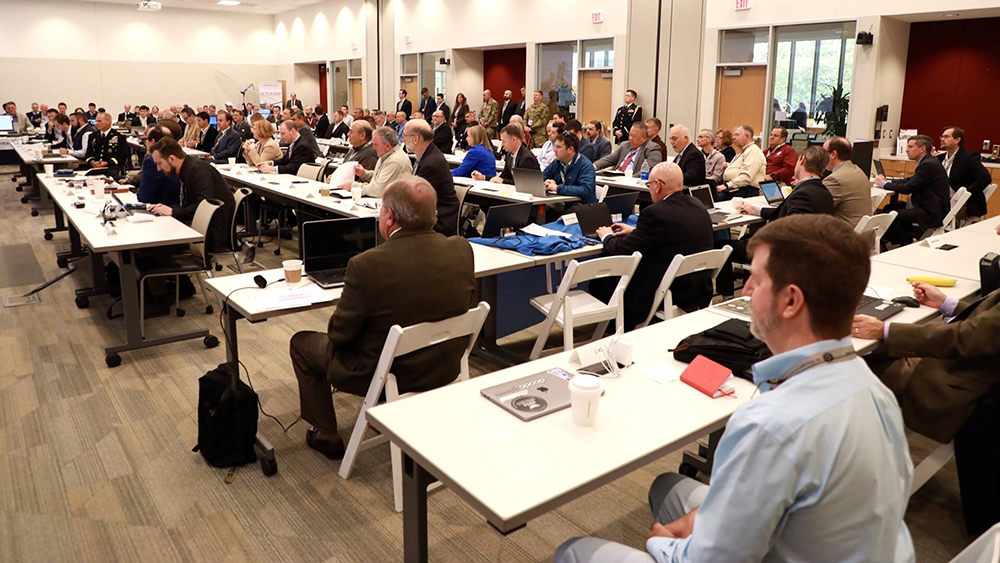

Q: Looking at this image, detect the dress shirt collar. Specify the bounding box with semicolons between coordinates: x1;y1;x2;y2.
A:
751;337;856;389
678;142;694;158
916;154;927;167
832;161;845;172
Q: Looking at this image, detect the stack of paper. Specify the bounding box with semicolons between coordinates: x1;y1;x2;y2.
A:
251;283;335;311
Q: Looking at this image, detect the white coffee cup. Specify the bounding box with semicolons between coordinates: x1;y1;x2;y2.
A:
351;186;362;203
282;259;303;284
569;374;604;427
731;196;744;211
228;157;237;166
44;164;54;177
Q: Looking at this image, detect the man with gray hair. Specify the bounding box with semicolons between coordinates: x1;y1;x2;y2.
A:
339;126;411;197
288;176;476;462
719;124;766;199
404;119;460;236
592;121;663;174
668;124;706;187
343;120;378;171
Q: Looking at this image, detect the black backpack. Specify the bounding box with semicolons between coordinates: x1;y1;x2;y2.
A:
671;318;772;381
192;363;258;468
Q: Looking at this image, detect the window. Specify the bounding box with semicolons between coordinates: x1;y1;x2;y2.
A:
771;22;856;129
348;59;362;78
420;51;445;96
582;38;614;69
537;42;578;115
400;54;418;76
719;28;769;64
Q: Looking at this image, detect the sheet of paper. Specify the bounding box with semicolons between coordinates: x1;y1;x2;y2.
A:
636;362;682;385
251;283;335;311
521;223;572;239
865;284;895;300
328;161;356;188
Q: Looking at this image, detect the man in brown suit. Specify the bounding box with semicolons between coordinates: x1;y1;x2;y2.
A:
822;137;873;229
854;281;1000;535
289;177;475;460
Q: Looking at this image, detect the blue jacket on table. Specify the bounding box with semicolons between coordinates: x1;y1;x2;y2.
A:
137;154;181;206
543;153;597;204
451;144;496;178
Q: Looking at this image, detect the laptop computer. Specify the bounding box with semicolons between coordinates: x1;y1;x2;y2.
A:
482;202;533;238
480;367;574;421
604;192;639;221
760;181;785;205
873;159;903;180
302;217;378;288
0;115;13;132
574;203;614;239
689;184;731;224
855;294;905;321
258;109;271;119
209;115;218;127
511;168;548;198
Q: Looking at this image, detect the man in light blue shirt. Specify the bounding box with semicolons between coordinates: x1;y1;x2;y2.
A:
555;214;915;563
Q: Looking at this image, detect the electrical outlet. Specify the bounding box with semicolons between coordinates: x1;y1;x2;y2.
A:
983;140;991;151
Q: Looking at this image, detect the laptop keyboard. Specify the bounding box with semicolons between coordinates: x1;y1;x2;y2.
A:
310;267;347;283
856;295;881;310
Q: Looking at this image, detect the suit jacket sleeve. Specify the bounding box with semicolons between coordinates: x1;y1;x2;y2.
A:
171;166;206;224
602;208;661;256
887;299;1000;360
644;144;663;169
886;162;931;195
137;156;167;204
326;257;368;347
593;145;621;170
680;148;706;186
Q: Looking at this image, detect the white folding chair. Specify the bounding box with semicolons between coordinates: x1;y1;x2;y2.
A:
871;192;886;214
636;246;732;329
949;522;1000;563
529;253;642;360
921;187;970;238
297;162;325;182
960;183;998;228
985;183;998;207
910;440;955;497
338;302;490;512
854;212;897;255
596;184;609;203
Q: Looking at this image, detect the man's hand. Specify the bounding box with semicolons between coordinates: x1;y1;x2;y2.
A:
338;181;353;190
615;130;623;139
874;174;887;187
716;183;727;193
258;163;276;173
736;201;756;215
185;140;195;148
471;171;486;181
92;160;107;168
663;508;698;539
489;176;503;184
59;148;68;155
763;174;773;182
609;223;633;236
148;203;172;217
912;281;946;309
596;226;613;240
647;522;676;541
852;314;885;340
543;179;558;194
353;163;365;177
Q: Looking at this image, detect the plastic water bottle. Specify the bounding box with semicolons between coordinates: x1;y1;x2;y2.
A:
640;161;650;181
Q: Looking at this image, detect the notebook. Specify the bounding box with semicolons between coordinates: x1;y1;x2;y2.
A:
680;355;734;398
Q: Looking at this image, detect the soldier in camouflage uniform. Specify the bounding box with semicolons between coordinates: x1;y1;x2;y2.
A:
479;90;500;139
524;90;550;149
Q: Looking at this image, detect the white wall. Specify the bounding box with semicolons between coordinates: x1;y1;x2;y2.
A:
703;0;1000;28
0;0;277;111
271;0;367;65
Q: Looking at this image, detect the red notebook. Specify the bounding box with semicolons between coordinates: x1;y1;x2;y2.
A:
680;355;733;398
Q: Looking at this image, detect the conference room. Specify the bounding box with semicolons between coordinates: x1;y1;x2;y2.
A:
3;0;1000;561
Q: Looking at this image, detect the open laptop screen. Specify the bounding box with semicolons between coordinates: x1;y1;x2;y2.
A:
688;184;714;210
760;181;784;204
0;115;13;132
302;218;377;273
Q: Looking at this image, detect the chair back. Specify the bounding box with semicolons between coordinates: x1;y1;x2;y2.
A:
297;163;325;182
229;188;252;252
984;183;998;206
187;199;222;266
455;183;471;234
871;192;886;214
370;302;491;391
942;187;971;232
319;143;331;157
638;246;732;328
554;253;641;327
947;522;1000;563
854;212;897;255
596;184;609;203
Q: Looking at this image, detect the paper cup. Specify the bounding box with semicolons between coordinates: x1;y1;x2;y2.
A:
228;157;237;165
320;187;330;197
351;187;362;203
569;374;603;427
44;164;54;177
282;260;303;284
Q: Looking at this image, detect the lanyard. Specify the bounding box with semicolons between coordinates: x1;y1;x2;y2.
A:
560;154;577;184
766;345;856;388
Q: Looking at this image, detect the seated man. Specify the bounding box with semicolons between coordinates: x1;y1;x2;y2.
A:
536;121;562;170
590;162;713;331
147;137;235;253
192;111;218;153
292;110;321;157
668;124;706;187
472;123;539;185
342;120;378;172
208;111;241;162
937;126;992;220
542;129;597;204
136;127;181;206
556;214;915;563
55;112;96;159
289;177;475;460
328;109;350;140
717;146;834;296
875;134;951;246
592;122;663;175
763;126;798;184
718;124;766;200
822;136;872;228
854;279;1000;536
83;112;129;175
258;120;319;175
404;119;461;236
342;126;411;197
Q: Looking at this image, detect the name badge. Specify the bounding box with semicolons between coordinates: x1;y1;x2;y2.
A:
562;213;579;225
611;213;623;223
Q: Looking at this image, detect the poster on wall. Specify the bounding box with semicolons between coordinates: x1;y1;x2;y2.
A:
259;82;283;107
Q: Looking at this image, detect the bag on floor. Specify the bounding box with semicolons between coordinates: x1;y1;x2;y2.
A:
192;363;258;468
671;318;771;380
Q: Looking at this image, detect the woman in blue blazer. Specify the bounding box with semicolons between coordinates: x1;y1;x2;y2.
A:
452;125;497;178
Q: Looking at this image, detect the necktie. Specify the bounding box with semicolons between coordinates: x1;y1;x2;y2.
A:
619;149;637;172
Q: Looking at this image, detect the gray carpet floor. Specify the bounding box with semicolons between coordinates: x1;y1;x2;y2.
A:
0;164;974;561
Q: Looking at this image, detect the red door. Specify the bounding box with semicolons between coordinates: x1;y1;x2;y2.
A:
318;64;328;111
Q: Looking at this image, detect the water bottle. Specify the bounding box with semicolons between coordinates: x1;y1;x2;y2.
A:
640;161;650;181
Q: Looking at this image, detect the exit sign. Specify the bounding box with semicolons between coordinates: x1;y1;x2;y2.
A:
592;11;604;24
735;0;750;10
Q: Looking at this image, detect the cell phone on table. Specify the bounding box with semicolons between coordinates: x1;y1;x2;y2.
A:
938;244;958;251
291;180;308;184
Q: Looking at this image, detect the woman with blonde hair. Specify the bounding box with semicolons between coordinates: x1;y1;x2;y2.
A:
243;119;281;166
451;124;497;178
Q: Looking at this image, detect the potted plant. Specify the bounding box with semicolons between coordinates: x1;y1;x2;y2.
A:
820;84;850;137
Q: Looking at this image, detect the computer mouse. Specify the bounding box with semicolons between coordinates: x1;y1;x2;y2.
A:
891;296;920;308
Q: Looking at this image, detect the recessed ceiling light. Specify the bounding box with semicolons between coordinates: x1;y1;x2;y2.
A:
943;13;960;17
218;1;241;6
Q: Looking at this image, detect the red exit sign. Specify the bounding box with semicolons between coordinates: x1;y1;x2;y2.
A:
735;0;750;10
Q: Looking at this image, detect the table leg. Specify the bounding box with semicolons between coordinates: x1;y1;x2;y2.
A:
680;428;724;477
472;275;524;367
75;251;109;301
403;452;433;563
45;203;68;238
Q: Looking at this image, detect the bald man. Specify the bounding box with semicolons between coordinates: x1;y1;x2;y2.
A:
669;124;707;187
590;162;715;331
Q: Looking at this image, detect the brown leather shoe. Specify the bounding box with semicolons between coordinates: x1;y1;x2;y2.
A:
306;428;346;461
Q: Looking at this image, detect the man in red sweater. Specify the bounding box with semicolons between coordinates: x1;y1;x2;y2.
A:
763;126;798;184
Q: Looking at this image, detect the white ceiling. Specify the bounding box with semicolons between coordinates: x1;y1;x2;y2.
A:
76;0;328;16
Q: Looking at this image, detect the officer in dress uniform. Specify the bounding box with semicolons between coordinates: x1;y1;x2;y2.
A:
612;89;643;145
85;112;130;175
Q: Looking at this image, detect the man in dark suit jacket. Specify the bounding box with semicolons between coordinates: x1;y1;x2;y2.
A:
292;110;321;158
117;104;136;124
472;123;540;184
327;110;350;140
343;121;378;172
938;126;993;218
147;138;235;254
418;88;437;123
876;135;952;245
405;120;460;236
285;93;303;111
208;111;241;162
717;146;835;296
855;281;1000;535
193;112;218;153
313;106;331;139
431;110;454;154
515;87;527;118
436;94;450;123
395;90;412;119
498;90;517;131
257;120;319;175
668;124;707;187
232;110;253;142
589;162;714;331
288;177;476;459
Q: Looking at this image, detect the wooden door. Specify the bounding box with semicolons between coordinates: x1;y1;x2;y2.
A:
715;66;766;134
400;77;416;110
319;64;328;111
579;69;613;132
350;79;363;110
